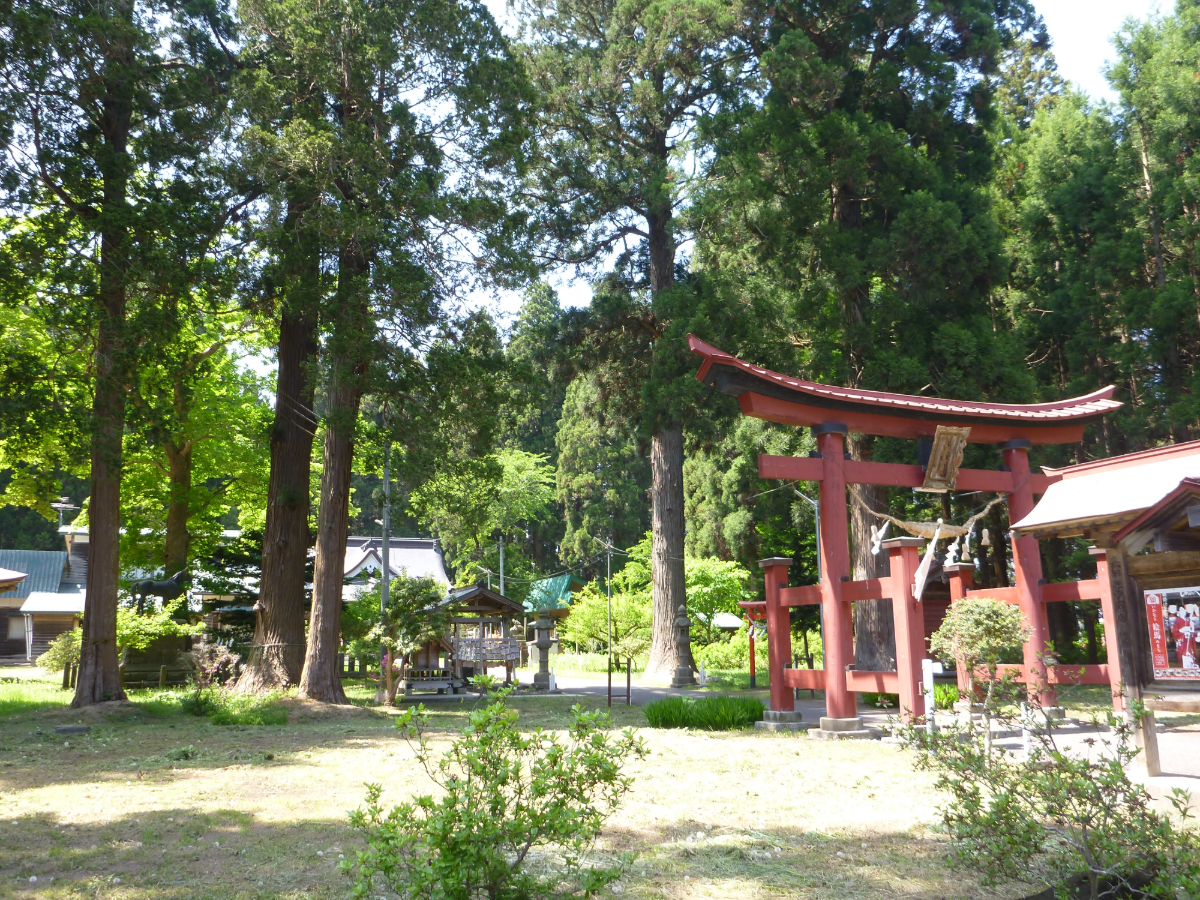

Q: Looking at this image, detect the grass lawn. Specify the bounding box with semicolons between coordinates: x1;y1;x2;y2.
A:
1;666;1038;900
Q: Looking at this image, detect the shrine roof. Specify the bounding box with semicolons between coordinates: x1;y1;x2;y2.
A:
1011;441;1200;540
688;336;1121;443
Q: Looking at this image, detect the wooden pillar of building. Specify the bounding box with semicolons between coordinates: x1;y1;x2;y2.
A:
759;558;794;713
1090;548;1128;714
816;425;855;720
1002;440;1055;706
944;563;975;693
1091;545;1159;773
885;537;927;722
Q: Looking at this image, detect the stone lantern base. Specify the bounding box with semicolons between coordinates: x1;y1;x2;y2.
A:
671;665;696;688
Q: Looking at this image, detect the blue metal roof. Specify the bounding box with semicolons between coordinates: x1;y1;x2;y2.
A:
0;550;66;599
524;573;587;612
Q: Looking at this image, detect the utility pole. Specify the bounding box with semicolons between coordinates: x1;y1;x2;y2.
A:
499;537;505;597
606;540;613;707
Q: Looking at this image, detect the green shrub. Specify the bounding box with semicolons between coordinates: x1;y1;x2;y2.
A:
181;685;287;725
135;691;185;718
37;628;81;674
208;691;288;726
643;695;764;730
906;702;1200;900
643;696;690;728
692;627;769;671
345;679;646;900
934;683;959;710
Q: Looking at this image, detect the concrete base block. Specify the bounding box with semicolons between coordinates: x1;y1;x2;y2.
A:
810;717;880;740
819;717;864;731
756;719;811;733
758;709;807;732
809;726;881;741
764;710;804;723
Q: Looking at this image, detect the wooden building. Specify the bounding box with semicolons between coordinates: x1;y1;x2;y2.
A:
1012;445;1200;711
0;547;85;662
402;584;524;695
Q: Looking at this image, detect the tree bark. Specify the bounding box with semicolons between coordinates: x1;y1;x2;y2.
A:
74;2;134;706
238;296;318;692
644;422;692;680
76;294;128;705
642;185;691;682
848;434;895;671
298;240;370;704
988;503;1010;588
162;439;192;576
647;208;674;295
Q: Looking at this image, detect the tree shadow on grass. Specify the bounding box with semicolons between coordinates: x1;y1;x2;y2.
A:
1;807;361;899
0;693;649;794
2;811;1038;900
601;821;1039;900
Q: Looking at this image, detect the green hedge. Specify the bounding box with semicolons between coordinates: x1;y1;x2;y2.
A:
643;695;765;730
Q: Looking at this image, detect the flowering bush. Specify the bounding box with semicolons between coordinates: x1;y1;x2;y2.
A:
191;639;241;687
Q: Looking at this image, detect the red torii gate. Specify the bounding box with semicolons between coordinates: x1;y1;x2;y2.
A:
688;337;1126;730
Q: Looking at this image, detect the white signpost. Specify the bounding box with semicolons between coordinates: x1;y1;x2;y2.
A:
922;659;944;734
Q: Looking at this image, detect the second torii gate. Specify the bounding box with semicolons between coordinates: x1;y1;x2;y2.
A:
688;337;1124;731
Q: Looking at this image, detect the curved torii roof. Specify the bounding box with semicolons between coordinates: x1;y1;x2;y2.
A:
688;336;1121;444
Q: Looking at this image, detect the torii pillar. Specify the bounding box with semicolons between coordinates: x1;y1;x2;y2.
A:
815;424;856;721
1003;439;1055;707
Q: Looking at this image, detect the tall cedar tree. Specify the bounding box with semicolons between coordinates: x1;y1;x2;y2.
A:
504;285;571;570
996;5;1200;463
236;199;322;691
518;0;748;680
698;0;1038;669
232;14;329;690
238;0;529;702
0;0;240;704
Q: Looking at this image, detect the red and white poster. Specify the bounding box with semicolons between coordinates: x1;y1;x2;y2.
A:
1145;588;1200;681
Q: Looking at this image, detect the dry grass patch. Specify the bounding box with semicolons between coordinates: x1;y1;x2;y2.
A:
0;670;1034;900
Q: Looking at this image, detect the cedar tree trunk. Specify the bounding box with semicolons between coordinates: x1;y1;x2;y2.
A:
74;6;134;706
644;422;693;680
641;191;692;681
988;503;1010;588
299;361;359;703
848;435;895;671
238;300;318;692
298;242;369;704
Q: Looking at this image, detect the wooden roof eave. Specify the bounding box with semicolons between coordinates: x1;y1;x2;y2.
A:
1113;479;1200;553
1012;515;1137;542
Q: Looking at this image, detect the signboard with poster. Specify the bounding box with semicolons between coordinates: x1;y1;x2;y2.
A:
1145;588;1200;681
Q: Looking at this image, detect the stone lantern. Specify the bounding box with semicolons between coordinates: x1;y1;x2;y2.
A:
533;610;553;690
670;604;696;687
